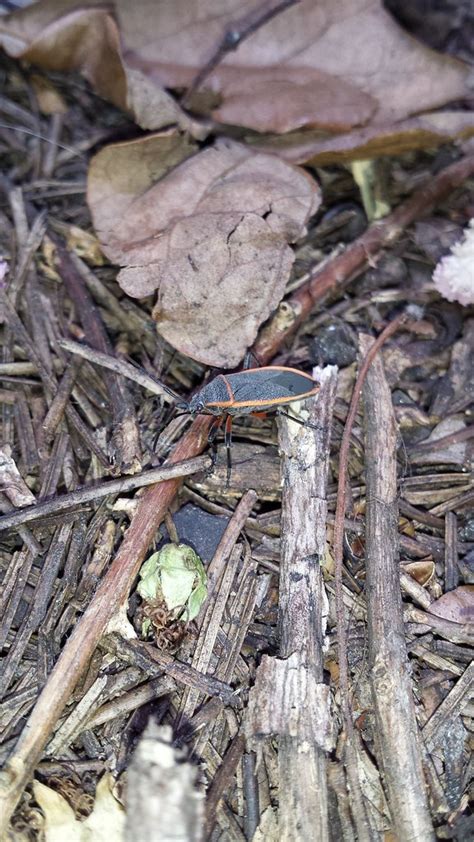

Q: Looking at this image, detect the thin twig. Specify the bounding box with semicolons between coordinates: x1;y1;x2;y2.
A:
0;456;211;533
104;635;238;707
362;333;434;840
182;0;300;105
253;153;474;361
204;733;246;838
57;338;179;402
332;312;408;839
407;425;474;454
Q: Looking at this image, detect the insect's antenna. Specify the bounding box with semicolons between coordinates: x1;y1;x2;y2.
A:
125;355;183;403
172;409;192;420
58;338;182;404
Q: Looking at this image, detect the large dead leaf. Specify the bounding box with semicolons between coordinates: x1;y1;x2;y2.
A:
33;773;125;842
251;112;474;166
1;0;472;157
88;135;320;367
0;0;194;133
428;586;474;625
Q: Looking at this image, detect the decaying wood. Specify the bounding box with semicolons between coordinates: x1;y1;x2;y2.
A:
126;722;204;842
421;661;474;753
444;511;459;592
191;442;281;501
177;538;243;720
246;366;337;840
103;635;238;707
191;543;258;773
39;357;81;446
362;334;435;841
1;90;473;840
0;445;35;508
331;314;409;842
0;416;213;832
0;455;211;532
204;733;246;839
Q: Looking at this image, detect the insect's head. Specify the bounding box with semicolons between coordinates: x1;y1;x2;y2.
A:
187;394;205;414
175;399;191;412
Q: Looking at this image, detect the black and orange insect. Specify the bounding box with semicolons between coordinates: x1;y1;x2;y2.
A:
173;365;320;483
61;339;320;484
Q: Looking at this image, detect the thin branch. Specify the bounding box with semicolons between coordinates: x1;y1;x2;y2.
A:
182;0;300;105
58;338;180;402
0;456;211;532
362;333;434;840
332;312;408;840
253;153;474;362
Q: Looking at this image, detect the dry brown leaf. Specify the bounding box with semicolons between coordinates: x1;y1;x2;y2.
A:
87;129;197;246
116;0;471;130
1;2;127;106
209;65;376;134
30;74;68;115
33;773;125;842
88;136;320;367
1;0;472;158
0;0;193;134
252;112;474;166
428;586;474;625
400;560;435;587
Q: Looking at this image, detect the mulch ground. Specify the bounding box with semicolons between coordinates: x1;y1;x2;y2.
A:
0;6;473;839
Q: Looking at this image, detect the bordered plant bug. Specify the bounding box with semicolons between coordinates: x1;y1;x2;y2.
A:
58;339;320;485
175;365;320;484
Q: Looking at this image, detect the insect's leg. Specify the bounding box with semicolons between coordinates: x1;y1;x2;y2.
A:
224;415;233;486
207;416;223;472
277;408;323;432
152;409;190;453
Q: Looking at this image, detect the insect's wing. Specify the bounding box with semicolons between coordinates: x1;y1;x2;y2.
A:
229;369;317;406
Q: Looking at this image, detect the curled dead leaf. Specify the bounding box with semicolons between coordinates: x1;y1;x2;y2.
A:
428;585;474;625
30;74;68;115
1;0;472;158
400;560;435;587
252;112;474;166
88;136;320;367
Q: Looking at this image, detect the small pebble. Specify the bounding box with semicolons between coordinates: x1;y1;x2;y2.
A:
309;323;357;367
